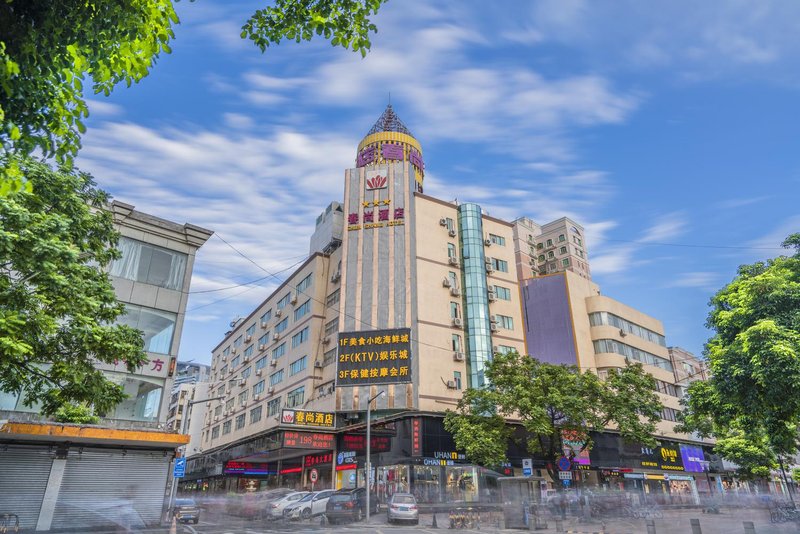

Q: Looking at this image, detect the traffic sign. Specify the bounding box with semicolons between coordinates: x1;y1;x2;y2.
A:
522;458;533;476
173;457;186;479
309;469;319;483
558;470;573;480
557;456;571;471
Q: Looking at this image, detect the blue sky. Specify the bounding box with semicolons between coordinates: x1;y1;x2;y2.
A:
75;0;799;365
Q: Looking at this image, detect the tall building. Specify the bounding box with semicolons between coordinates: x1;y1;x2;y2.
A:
668;346;708;386
173;361;212;391
513;216;590;281
0;202;212;531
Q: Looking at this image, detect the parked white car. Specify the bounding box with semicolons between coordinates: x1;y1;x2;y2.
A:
284;490;336;520
265;491;309;519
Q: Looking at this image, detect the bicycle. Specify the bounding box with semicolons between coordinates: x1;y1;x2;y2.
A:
0;513;19;534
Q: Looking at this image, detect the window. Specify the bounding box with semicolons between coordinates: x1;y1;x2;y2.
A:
324;318;338;337
294;300;311;320
250;405;262;425
323;348;337;366
559;246;567;254
255;357;267;370
272;343;286;359
450;302;461;319
222;346;230;357
258;334;269;347
490;258;508;272
291;327;309;348
260;310;272;324
269;369;284;386
246;324;256;337
489;234;506;246
536;243;543;250
562;258;570;267
493;285;511;300
267;397;281;416
108;236;188;290
116;304;176;354
538;254;545;262
253;380;265;396
497;315;514;330
592;339;673;371
238;390;248;406
275;318;288;333
559;234;566;242
211;425;220;439
326;289;340;307
655;380;678;397
297;273;313;293
546;239;553;247
453;371;462;390
277;293;291;309
447;243;457;259
496;345;515;355
225;398;234;411
219;365;228;375
577;249;585;258
230;355;240;368
448;271;458;288
289;356;307;376
214;405;222;416
445;217;454;231
661;407;680;422
588;312;667;346
286;386;305;408
573;236;582;246
222;420;232;434
234;336;244;348
452;334;462;352
242;366;251;379
547;251;555;259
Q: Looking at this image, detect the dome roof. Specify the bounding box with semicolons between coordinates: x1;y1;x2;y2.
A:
366;104;414;137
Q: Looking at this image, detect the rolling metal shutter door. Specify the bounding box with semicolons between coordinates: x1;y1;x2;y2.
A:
0;446;53;530
51;449;170;530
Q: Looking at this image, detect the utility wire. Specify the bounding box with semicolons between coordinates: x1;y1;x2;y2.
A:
601;238;785;251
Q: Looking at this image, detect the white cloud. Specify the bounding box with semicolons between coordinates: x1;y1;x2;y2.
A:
639;212;687;243
86;99;124;118
714;196;770;210
669;272;718;289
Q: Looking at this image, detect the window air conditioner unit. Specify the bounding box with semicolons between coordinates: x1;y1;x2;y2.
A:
258;344;266;351
446;380;456;389
619;329;627;337
322;336;330;344
484;239;491;246
243;356;250;363
223;411;229;417
492;345;499;353
452;317;463;327
314;361;323;368
453;352;465;362
267;387;275;394
253;394;260;401
442;278;452;288
214;416;219;422
290;295;298;305
487;291;496;302
448;256;459;267
490;314;498;323
486;265;495;273
448;229;457;237
439;218;448;227
490;323;499;332
239;380;246;387
273;333;280;341
450;287;461;297
261;321;268;329
245;335;252;343
331;271;341;283
270;359;278;367
256;369;262;376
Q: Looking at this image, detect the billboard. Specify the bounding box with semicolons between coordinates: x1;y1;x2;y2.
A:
336;328;412;386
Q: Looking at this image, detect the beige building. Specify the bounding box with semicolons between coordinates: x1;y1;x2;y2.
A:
669;346;709;386
513;216;590;280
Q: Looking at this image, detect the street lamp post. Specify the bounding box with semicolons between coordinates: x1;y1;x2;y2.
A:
166;395;225;521
365;390;385;522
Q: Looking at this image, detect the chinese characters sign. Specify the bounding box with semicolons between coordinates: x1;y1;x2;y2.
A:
224;461;273;475
411;418;422;457
341;433;392;453
281;409;335;428
282;431;335;450
304;452;333;468
336;328;412;386
562;429;591;466
356;146;376;167
382;143;404;160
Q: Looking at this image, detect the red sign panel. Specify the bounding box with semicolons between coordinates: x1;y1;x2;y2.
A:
304;452;333;468
283;431;335;450
341;433;391;453
411;418;422;457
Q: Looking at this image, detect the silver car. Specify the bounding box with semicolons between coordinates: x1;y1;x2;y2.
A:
387;493;418;525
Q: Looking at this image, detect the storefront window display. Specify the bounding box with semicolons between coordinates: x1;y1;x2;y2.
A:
376;465;409;503
446;466;478;502
412;465;441;503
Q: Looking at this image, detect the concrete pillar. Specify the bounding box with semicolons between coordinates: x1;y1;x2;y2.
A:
35;458;66;531
690;518;702;534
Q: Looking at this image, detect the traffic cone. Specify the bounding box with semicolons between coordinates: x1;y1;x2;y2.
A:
432;512;438;528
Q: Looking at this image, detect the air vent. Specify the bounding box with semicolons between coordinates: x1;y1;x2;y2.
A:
448;256;460;267
452;317;463;327
439;218;448;227
450;287;461;297
484;239;491;246
453;352;465;362
448;229;457;237
442;278;452;288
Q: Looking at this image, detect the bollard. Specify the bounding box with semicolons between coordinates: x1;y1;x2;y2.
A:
555;518;564;532
432;512;438;529
690;518;702;534
646;518;656;534
742;521;755;534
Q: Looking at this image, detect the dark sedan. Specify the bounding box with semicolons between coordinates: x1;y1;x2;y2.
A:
324;488;378;524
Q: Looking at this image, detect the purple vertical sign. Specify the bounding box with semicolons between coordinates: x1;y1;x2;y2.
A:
409;149;424;172
357;146;376;167
679;444;705;472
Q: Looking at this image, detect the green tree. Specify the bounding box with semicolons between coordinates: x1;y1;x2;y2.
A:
444;351;663;484
0;155;146;416
0;0;387;190
678;234;800;479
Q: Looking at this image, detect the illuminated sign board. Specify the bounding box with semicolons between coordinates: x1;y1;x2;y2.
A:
679;444;705;473
304;452;333;468
223;461;274;475
341;433;391;453
282;431;336;450
281;409;335;428
336;328;412;386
